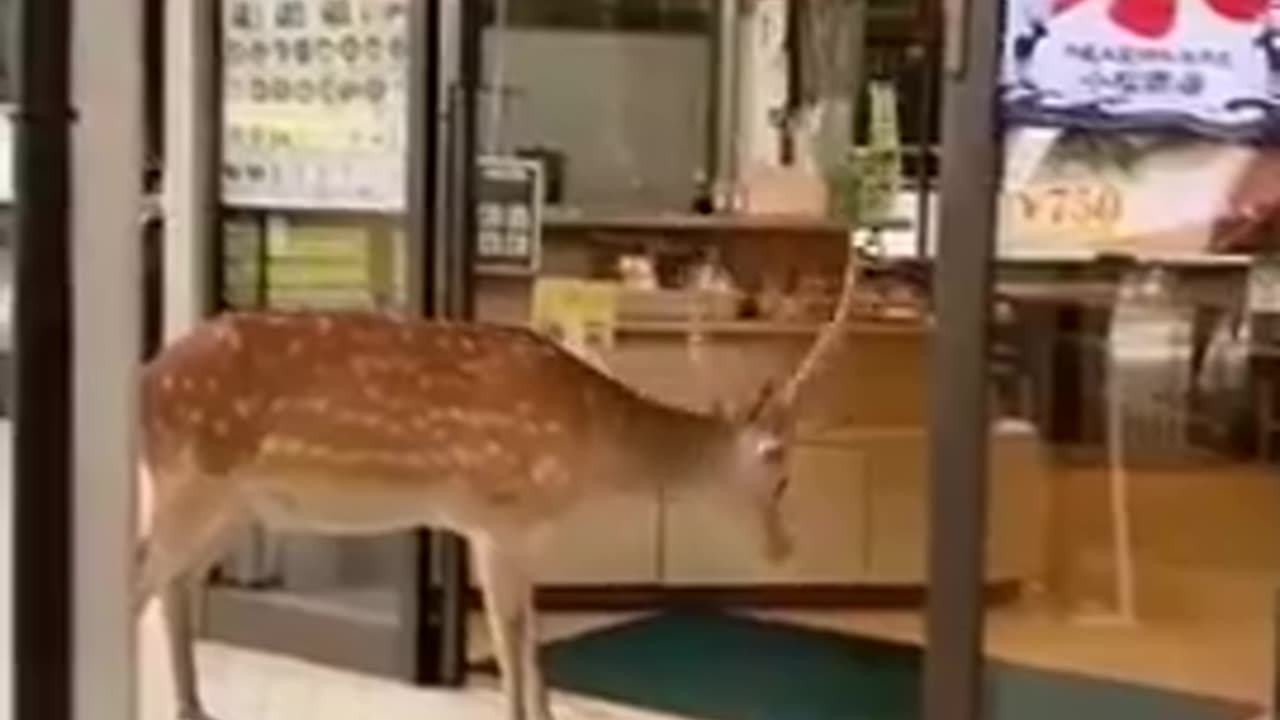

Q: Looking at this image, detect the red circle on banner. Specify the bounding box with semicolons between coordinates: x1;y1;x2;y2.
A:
1051;0;1265;39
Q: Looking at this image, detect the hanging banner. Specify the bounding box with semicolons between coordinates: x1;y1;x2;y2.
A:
999;127;1280;256
1001;0;1280;142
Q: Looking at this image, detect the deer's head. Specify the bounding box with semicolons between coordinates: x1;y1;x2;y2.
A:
712;242;862;566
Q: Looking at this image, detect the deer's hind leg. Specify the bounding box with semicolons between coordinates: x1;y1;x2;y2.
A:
137;474;248;720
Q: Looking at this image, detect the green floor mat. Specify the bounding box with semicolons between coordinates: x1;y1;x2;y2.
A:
481;609;1259;720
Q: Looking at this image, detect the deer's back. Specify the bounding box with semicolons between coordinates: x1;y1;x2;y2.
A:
141;310;632;510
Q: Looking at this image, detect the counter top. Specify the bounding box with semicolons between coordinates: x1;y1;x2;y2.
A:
615;317;928;337
542;209;912;235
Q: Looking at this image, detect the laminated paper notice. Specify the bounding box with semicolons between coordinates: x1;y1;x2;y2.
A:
532;279;619;370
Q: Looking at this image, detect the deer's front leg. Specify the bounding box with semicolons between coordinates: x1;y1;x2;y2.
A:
165;580;219;720
137;476;244;720
475;538;552;720
521;579;552;720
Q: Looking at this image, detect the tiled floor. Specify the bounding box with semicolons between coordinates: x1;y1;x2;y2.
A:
138;600;1273;720
138;605;682;720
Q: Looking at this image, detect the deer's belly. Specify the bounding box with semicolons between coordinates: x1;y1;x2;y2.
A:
241;475;458;535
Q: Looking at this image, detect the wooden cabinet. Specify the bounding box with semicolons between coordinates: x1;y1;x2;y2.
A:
523;422;1048;591
661;443;868;585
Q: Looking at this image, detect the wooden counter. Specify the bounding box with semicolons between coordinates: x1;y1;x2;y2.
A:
471;286;1051;607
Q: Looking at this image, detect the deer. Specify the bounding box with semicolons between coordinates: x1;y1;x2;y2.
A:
134;241;862;720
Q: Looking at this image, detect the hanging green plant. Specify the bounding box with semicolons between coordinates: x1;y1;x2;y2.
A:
827;79;902;226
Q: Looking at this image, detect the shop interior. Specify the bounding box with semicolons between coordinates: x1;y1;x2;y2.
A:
3;0;1279;718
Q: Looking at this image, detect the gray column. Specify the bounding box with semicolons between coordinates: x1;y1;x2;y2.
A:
71;0;143;716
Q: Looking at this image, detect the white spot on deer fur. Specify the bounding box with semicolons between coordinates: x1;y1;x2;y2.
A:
187;409;205;425
215;323;243;350
287;339;305;356
532;456;566;486
212;419;229;437
160;374;175;391
316;316;334;334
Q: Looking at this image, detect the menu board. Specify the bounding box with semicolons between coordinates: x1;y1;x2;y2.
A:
477;156;544;274
221;0;409;210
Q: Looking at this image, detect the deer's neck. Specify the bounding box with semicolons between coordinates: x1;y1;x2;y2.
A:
604;394;736;494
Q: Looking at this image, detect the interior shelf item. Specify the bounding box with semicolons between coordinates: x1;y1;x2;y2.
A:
616;287;743;324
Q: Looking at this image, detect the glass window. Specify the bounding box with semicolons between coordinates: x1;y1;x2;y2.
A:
483;0;711;33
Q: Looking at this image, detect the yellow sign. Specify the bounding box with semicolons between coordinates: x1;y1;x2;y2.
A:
532;278;619;367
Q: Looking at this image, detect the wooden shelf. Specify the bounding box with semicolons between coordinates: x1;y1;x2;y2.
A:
614;317;928;337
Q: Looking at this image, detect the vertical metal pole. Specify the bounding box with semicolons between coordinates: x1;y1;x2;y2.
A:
408;0;440;315
710;0;739;197
921;0;1002;714
11;0;74;718
435;0;483;684
405;0;468;687
451;0;481;321
205;0;226;314
914;34;938;258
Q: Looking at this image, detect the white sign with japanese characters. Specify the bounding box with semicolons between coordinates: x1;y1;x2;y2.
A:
1001;0;1280;141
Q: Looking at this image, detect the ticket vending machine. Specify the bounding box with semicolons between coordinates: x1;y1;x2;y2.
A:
172;0;487;684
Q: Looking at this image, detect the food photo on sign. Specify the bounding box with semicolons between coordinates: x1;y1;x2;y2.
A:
999;126;1280;257
1001;0;1280;141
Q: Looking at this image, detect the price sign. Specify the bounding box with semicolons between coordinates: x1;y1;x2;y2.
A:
1006;180;1124;243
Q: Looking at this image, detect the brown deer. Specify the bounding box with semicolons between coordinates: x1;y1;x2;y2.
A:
134;245;861;720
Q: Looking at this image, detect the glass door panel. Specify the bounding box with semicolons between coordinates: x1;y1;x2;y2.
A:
198;0;423;680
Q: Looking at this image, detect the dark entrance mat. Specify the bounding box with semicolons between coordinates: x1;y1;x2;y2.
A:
475;608;1260;720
